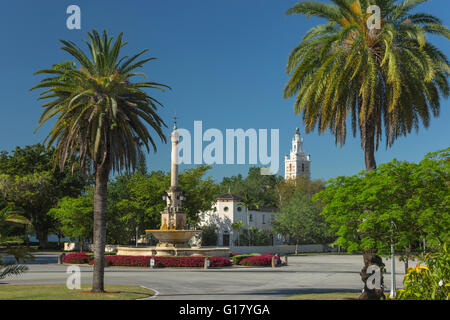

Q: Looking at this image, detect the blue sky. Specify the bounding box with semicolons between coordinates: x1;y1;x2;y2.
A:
0;0;449;182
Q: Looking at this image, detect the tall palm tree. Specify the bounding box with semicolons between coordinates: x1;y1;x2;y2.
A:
284;0;449;171
239;193;254;246
284;0;449;299
231;221;245;246
31;30;169;292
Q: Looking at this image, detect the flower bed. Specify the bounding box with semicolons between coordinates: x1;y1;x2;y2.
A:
63;252;91;264
239;254;281;267
232;253;261;265
61;254;233;268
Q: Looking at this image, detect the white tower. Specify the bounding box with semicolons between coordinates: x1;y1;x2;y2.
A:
284;128;311;180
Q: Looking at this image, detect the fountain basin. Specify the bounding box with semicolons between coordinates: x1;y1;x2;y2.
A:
114;229;229;257
115;246;230;257
146;229;201;248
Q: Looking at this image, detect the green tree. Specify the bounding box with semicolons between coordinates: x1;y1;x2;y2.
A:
32;30;169;292
272;192;334;253
239;227;272;246
275;175;326;208
314;148;450;298
0;172;54;248
48;193;94;251
219;167;282;209
200;224;219;246
0;144;87;247
178;165;219;227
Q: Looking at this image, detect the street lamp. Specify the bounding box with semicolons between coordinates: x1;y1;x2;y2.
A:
136;226;139;248
390;221;397;298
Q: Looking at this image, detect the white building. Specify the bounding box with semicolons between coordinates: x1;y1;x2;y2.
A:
199;192;282;247
284;128;311;180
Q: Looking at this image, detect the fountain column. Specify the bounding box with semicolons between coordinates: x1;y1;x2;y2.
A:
146;118;201;253
138;118;229;257
170;122;179;188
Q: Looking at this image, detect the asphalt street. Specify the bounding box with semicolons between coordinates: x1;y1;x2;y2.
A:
1;253;410;299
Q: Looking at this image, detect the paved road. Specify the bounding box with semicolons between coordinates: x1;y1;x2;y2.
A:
1;253;411;299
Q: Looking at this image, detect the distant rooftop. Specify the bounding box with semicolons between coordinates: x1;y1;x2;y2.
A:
216;193;244;201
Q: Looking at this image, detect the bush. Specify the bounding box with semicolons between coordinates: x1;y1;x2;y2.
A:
63;252;91;264
239;254;281;267
86;255;232;268
395;243;449;300
209;256;232;268
201;224;219;246
239;227;272;246
232;253;261;265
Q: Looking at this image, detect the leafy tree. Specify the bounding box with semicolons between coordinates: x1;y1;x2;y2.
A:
31;30;169;292
200;224;219;246
0;144;87;247
239;227;272;246
219;167;282;209
48;193;94;251
275;175;326;207
315;148;450;298
178;165;219;227
316;149;449;268
0;172;55;248
272;192;334;253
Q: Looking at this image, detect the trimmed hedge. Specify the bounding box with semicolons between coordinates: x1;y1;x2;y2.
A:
232;253;261;265
85;252;116;258
62;252;232;268
239;254;281;267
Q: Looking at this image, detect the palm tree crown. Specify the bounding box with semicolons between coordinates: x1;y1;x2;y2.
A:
284;0;449;170
31;30;169;174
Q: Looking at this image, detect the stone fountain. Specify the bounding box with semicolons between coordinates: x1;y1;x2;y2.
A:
116;120;229;257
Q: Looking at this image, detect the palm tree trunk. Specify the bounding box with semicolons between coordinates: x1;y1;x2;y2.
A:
246;209;250;246
359;249;385;300
359;116;384;300
91;164;109;293
362;118;377;171
237;230;240;246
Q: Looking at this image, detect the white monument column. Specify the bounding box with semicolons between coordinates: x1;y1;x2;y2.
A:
170;122;179;188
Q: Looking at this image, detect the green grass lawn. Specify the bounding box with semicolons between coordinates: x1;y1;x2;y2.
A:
0;284;154;300
283;292;361;300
